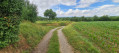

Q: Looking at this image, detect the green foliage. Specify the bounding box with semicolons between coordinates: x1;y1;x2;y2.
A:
21;0;37;23
70;16;80;22
0;0;24;48
0;16;20;48
63;21;119;53
63;24;100;53
93;15;99;21
0;0;37;49
40;15;119;21
99;15;110;21
44;9;57;20
110;16;119;21
81;16;86;21
36;21;71;26
0;0;24;17
20;21;55;52
47;30;60;53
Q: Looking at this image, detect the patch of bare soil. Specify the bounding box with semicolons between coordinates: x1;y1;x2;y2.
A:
57;26;74;53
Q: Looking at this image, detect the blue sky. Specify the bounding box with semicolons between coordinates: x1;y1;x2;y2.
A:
52;0;119;12
29;0;119;17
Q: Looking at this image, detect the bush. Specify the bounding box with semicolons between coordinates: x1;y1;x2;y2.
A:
99;15;111;21
0;0;38;48
0;0;23;17
0;0;23;48
0;16;20;48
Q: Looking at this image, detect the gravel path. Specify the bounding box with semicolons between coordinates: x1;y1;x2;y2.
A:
32;26;74;53
57;26;74;53
32;27;59;53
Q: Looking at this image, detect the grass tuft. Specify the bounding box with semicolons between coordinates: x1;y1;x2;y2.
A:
47;30;60;53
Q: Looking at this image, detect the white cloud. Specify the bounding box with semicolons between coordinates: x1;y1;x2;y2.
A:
28;0;76;16
75;0;105;8
112;0;119;3
28;0;119;17
59;0;76;6
56;5;119;17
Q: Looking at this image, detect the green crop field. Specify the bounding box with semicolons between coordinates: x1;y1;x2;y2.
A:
63;21;119;53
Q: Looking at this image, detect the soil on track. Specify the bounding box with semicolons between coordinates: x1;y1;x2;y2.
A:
58;27;74;53
32;27;59;53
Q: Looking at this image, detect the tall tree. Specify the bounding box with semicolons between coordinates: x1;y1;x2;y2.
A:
81;16;86;21
100;15;110;21
21;0;37;22
93;15;98;21
44;9;57;19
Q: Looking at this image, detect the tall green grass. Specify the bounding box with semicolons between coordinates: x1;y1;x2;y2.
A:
19;21;55;52
47;30;60;53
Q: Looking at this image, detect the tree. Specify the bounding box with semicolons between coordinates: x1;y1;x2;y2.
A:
44;9;57;19
93;15;98;21
99;15;110;21
81;16;86;21
21;0;37;22
70;16;80;21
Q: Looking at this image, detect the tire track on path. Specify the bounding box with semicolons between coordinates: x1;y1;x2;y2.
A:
58;26;74;53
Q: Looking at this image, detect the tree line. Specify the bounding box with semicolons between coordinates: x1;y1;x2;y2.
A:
38;15;119;21
39;9;119;21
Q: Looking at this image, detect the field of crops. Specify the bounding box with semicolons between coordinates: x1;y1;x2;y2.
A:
63;21;119;53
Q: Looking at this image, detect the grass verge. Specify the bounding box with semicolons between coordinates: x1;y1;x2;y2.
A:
47;30;60;53
20;21;55;53
0;21;55;53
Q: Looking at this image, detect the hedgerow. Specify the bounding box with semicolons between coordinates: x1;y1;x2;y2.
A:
0;16;20;48
0;0;23;48
0;0;38;48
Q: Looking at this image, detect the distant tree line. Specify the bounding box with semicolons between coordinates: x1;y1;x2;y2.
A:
38;15;119;21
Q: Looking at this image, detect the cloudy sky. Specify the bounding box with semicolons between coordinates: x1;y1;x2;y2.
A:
29;0;119;17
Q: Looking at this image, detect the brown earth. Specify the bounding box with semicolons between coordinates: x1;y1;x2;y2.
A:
57;26;74;53
0;35;29;53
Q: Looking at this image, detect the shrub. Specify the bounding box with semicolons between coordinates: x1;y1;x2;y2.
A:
0;0;23;48
0;16;20;48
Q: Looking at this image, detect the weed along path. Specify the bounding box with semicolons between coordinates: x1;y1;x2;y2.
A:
32;27;59;53
58;27;74;53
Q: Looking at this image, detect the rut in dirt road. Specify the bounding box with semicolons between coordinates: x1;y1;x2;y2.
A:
58;27;74;53
32;27;60;53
